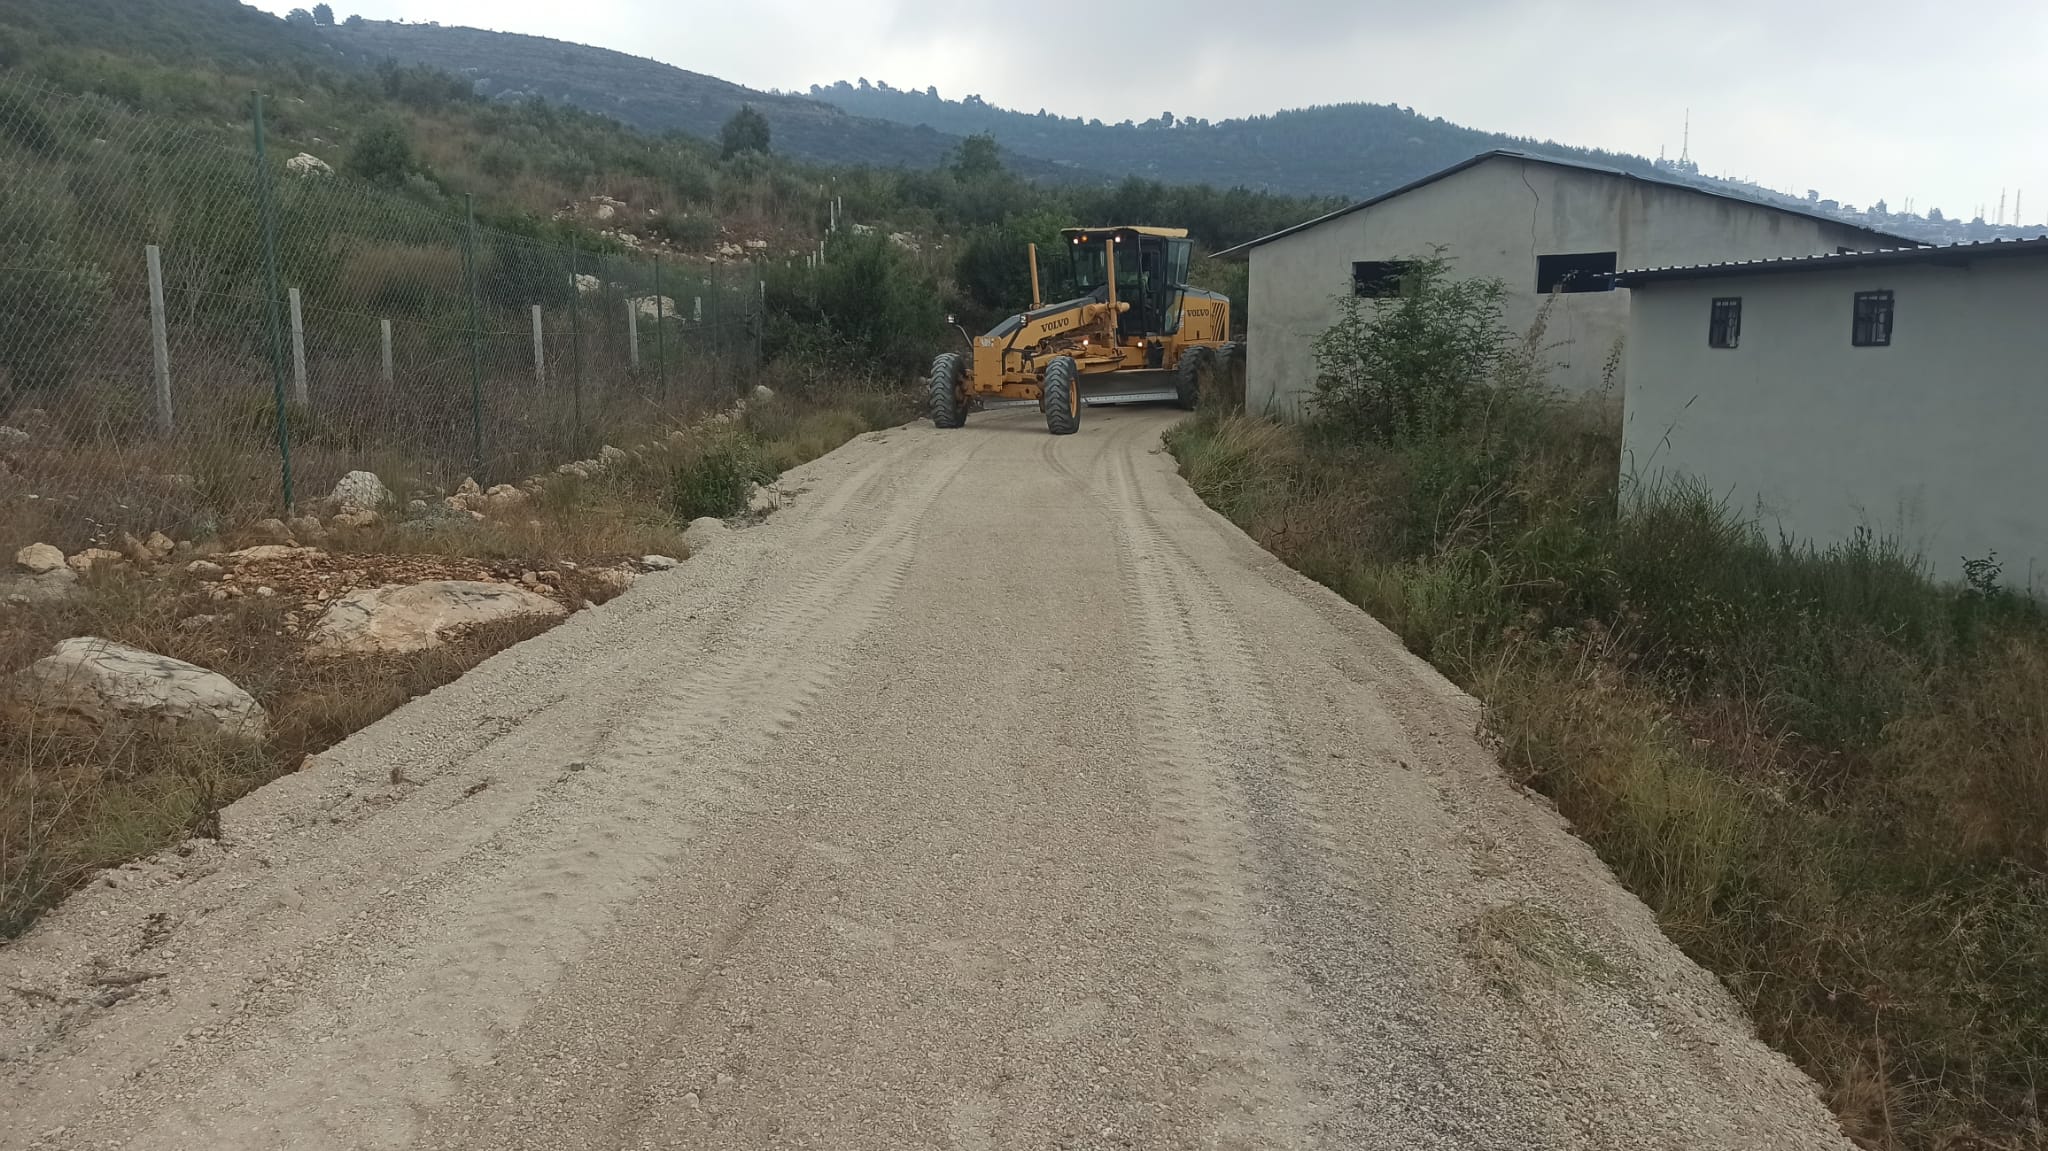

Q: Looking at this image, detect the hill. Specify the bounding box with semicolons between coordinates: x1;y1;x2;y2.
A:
307;21;1079;181
810;81;1662;198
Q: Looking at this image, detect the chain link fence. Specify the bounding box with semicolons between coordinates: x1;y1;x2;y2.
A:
0;74;764;555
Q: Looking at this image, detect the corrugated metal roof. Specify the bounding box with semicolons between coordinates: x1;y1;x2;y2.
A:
1211;149;1919;259
1612;235;2048;285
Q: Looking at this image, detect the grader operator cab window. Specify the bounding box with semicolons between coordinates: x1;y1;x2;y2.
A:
1068;231;1191;338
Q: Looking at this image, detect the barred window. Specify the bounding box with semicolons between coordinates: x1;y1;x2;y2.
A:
1852;290;1894;347
1351;260;1409;298
1708;297;1741;349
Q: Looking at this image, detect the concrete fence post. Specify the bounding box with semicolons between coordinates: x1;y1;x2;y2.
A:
531;304;545;386
380;318;393;384
287;287;309;406
626;296;641;369
144;244;173;434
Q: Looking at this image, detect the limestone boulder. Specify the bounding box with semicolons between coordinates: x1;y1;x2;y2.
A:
329;470;391;513
309;580;566;655
18;637;267;740
483;483;530;517
67;548;125;575
15;543;64;575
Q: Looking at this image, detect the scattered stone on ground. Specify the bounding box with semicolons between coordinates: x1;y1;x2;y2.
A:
330;471;392;513
746;483;779;515
284;152;333;178
0;425;28;450
682;517;728;553
484;484;530;517
144;531;176;560
185;560;225;580
582;569;636;600
2;544;77;605
640;555;680;571
288;516;326;544
67;548;125;575
752;385;776;403
331;509;380;530
309;580;567;656
253;518;294;544
225;545;321;565
17;636;268;740
16;543;64;574
120;532;156;567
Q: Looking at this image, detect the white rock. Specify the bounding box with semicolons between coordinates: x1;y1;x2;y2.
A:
15;542;64;574
330;508;380;530
682;517;728;553
18;637;267;740
751;385;776;403
329;470;390;513
252;517;295;543
598;445;628;469
0;425;28;450
287;515;326;543
634;296;677;320
309;580;566;655
746;483;778;515
285;152;333;178
185;560;225;580
483;484;529;516
144;531;176;559
640;555;680;571
574;273;601;295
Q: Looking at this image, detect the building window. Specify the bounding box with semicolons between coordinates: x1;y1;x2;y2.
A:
1351;260;1409;298
1536;251;1618;293
1708;297;1742;348
1852;290;1894;347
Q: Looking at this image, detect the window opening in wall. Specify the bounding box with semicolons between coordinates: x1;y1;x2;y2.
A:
1351;260;1410;298
1536;251;1618;293
1852;290;1894;347
1708;297;1742;348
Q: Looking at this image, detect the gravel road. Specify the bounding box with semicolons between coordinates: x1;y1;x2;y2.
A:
0;407;1853;1150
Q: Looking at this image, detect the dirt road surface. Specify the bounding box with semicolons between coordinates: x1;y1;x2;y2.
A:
1;408;1851;1150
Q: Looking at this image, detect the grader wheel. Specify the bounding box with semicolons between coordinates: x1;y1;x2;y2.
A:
929;352;967;429
1174;347;1214;411
1042;356;1080;436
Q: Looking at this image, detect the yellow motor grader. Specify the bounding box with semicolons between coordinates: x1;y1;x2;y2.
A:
929;226;1238;435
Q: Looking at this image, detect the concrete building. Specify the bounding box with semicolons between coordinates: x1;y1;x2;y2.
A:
1616;238;2048;587
1217;150;1911;413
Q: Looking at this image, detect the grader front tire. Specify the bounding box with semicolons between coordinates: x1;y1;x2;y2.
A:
929;352;966;429
1043;356;1080;436
1174;347;1214;411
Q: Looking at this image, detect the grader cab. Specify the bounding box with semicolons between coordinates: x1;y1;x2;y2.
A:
928;226;1239;435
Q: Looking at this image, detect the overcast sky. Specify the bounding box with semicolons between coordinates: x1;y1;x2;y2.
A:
260;0;2048;223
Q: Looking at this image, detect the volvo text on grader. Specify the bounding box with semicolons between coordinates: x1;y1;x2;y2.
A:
929;226;1240;435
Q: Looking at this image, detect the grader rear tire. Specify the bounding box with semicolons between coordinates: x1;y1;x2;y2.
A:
1216;342;1244;410
1042;356;1080;436
929;352;966;429
1174;347;1214;411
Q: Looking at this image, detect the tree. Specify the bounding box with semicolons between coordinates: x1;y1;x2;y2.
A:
312;3;333;24
952;133;1002;179
343;12;364;26
284;7;314;25
343;119;415;185
1928;207;1946;223
720;105;770;160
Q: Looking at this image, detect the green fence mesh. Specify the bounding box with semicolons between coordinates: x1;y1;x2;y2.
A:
0;75;763;555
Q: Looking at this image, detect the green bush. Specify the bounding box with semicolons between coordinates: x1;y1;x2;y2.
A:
667;435;770;521
1310;252;1511;443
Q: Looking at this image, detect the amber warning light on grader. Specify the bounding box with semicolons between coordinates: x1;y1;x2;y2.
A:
928;226;1241;436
